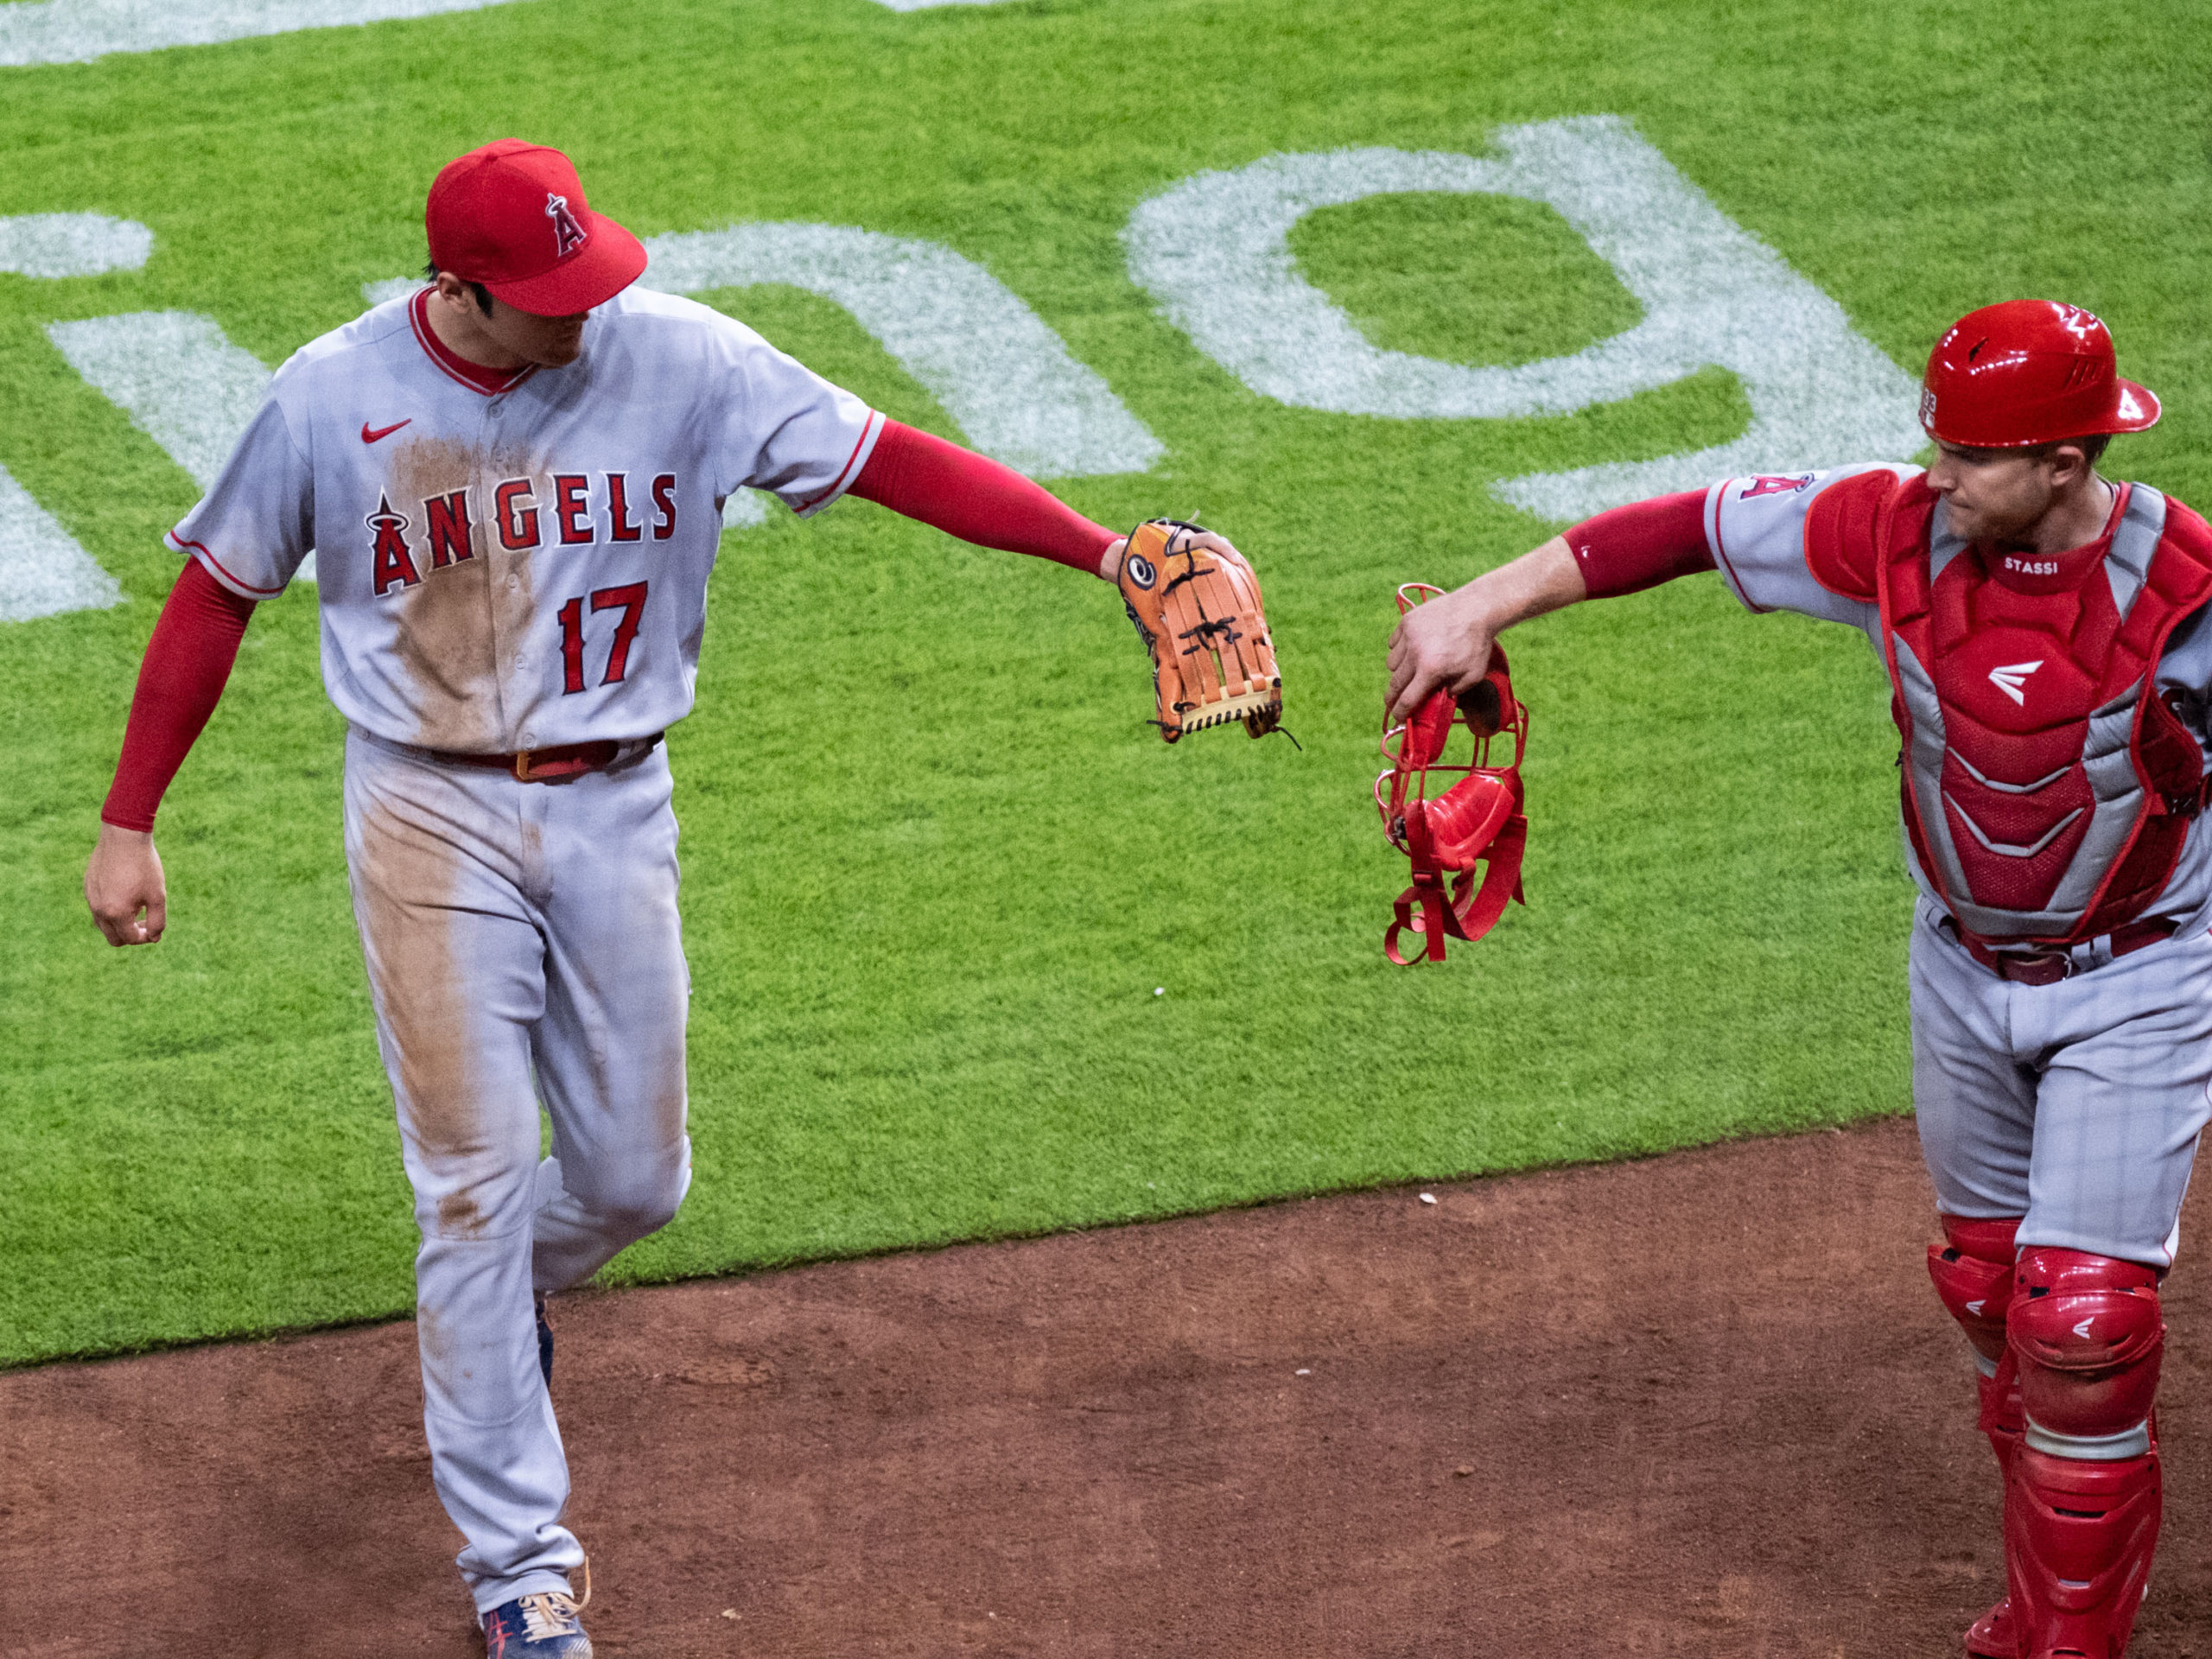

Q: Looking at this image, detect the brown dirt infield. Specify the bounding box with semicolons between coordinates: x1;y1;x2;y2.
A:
4;1116;2210;1658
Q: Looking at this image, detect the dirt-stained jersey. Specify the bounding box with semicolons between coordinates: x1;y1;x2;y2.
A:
168;286;881;753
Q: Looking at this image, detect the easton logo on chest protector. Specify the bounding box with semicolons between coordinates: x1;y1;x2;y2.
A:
1808;472;2212;946
545;193;588;259
1986;661;2042;706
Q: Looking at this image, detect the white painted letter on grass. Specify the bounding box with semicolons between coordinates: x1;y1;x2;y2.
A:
0;461;124;622
47;312;317;582
0;0;527;68
1123;117;1923;519
640;223;1162;480
0;213;152;277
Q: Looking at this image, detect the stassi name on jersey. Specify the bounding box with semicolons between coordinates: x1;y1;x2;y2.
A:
365;471;678;596
2001;555;2060;575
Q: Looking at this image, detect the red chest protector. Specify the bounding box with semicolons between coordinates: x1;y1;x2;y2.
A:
1806;472;2212;946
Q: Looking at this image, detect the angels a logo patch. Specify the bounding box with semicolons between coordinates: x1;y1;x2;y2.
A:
545;192;588;259
1738;474;1815;499
367;493;420;596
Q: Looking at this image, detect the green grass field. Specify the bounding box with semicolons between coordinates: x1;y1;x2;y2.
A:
4;0;2209;1367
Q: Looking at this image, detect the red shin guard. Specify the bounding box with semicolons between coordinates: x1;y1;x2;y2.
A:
1966;1351;2030;1657
2003;1446;2160;1658
1929;1217;2027;1656
1979;1351;2025;1476
2000;1249;2167;1658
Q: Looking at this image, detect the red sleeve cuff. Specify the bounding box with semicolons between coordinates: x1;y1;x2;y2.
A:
847;420;1118;575
100;559;255;832
1565;490;1715;599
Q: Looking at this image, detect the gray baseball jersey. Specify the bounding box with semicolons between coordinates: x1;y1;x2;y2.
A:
168;285;882;753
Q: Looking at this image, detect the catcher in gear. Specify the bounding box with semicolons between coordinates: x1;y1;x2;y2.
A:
1117;518;1282;741
1385;300;2212;1658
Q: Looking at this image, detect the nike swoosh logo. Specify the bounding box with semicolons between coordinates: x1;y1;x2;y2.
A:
361;419;412;443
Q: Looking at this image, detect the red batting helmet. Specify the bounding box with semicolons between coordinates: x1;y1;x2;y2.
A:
1919;300;2159;448
426;139;645;317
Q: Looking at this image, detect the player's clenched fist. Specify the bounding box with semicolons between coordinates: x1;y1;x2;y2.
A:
1385;532;1585;728
85;823;167;947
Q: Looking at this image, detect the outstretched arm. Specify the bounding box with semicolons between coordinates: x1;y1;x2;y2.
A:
1385;490;1714;726
845;419;1260;585
1386;537;1585;727
848;420;1124;575
86;559;256;946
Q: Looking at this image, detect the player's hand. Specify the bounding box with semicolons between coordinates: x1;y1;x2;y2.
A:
1098;528;1254;586
86;823;168;946
1387;582;1501;728
1179;527;1254;575
1385;534;1586;727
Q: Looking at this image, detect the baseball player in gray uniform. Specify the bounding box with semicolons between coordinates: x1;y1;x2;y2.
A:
83;138;1257;1655
1387;300;2212;1658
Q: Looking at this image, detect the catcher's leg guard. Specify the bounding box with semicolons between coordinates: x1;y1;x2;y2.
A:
1929;1216;2026;1657
1929;1215;2022;1371
2001;1249;2165;1658
2004;1449;2160;1659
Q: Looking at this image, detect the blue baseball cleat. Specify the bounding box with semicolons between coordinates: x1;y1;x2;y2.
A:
480;1586;591;1657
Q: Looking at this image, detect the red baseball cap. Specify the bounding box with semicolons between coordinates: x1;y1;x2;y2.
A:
1919;300;2159;448
425;139;645;316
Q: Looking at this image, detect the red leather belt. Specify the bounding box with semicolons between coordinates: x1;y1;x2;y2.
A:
1948;914;2181;985
427;733;663;783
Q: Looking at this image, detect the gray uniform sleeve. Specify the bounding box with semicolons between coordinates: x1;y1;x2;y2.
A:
1706;462;1918;632
696;312;883;518
162;391;315;599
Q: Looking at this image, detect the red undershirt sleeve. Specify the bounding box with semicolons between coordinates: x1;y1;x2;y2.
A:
100;559;257;833
1564;490;1716;599
847;420;1119;575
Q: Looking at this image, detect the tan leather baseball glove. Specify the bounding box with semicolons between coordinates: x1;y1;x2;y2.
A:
1117;519;1282;742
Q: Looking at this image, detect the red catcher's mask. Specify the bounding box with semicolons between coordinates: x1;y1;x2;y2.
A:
1376;584;1529;964
1920;300;2159;448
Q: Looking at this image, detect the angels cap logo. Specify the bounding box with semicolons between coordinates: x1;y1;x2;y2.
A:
545;192;588;259
1126;551;1157;589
